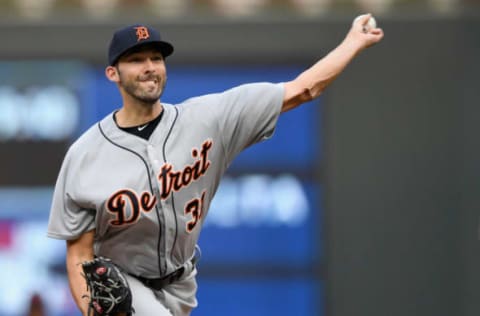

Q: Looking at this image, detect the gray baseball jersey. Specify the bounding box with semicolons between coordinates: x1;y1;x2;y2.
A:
47;82;284;280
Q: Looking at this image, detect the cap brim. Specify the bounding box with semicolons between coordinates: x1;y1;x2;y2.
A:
110;40;174;66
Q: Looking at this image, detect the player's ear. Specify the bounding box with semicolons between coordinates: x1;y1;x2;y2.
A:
105;65;120;82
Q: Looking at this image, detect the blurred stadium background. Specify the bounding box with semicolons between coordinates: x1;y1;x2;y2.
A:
0;1;478;315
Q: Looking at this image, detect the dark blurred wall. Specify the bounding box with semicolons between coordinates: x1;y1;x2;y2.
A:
0;15;478;316
458;17;480;316
324;17;480;316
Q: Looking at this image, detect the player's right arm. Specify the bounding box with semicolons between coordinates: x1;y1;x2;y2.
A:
66;229;95;316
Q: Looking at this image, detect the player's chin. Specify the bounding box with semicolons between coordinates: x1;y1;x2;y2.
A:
134;85;165;104
137;94;160;104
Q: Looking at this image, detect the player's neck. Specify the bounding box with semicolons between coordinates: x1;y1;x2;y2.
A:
116;102;163;128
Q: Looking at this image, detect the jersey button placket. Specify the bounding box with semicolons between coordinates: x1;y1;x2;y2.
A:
146;143;168;275
157;168;177;272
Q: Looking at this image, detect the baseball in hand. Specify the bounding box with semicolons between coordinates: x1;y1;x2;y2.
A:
353;14;377;33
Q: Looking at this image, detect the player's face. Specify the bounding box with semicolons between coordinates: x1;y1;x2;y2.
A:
116;48;167;104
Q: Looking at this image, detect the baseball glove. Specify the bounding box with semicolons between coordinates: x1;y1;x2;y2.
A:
81;257;133;316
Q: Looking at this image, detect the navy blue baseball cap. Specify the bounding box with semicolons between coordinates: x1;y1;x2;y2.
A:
108;24;174;66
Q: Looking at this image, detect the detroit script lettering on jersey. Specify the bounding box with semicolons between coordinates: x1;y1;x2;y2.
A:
106;139;213;228
158;139;212;200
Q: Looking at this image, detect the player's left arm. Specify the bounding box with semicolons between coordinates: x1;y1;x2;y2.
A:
282;14;384;113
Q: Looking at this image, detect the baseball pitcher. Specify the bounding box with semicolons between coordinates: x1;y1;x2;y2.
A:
47;15;383;316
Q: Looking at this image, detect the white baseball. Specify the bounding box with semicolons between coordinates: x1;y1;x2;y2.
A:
353;14;377;33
